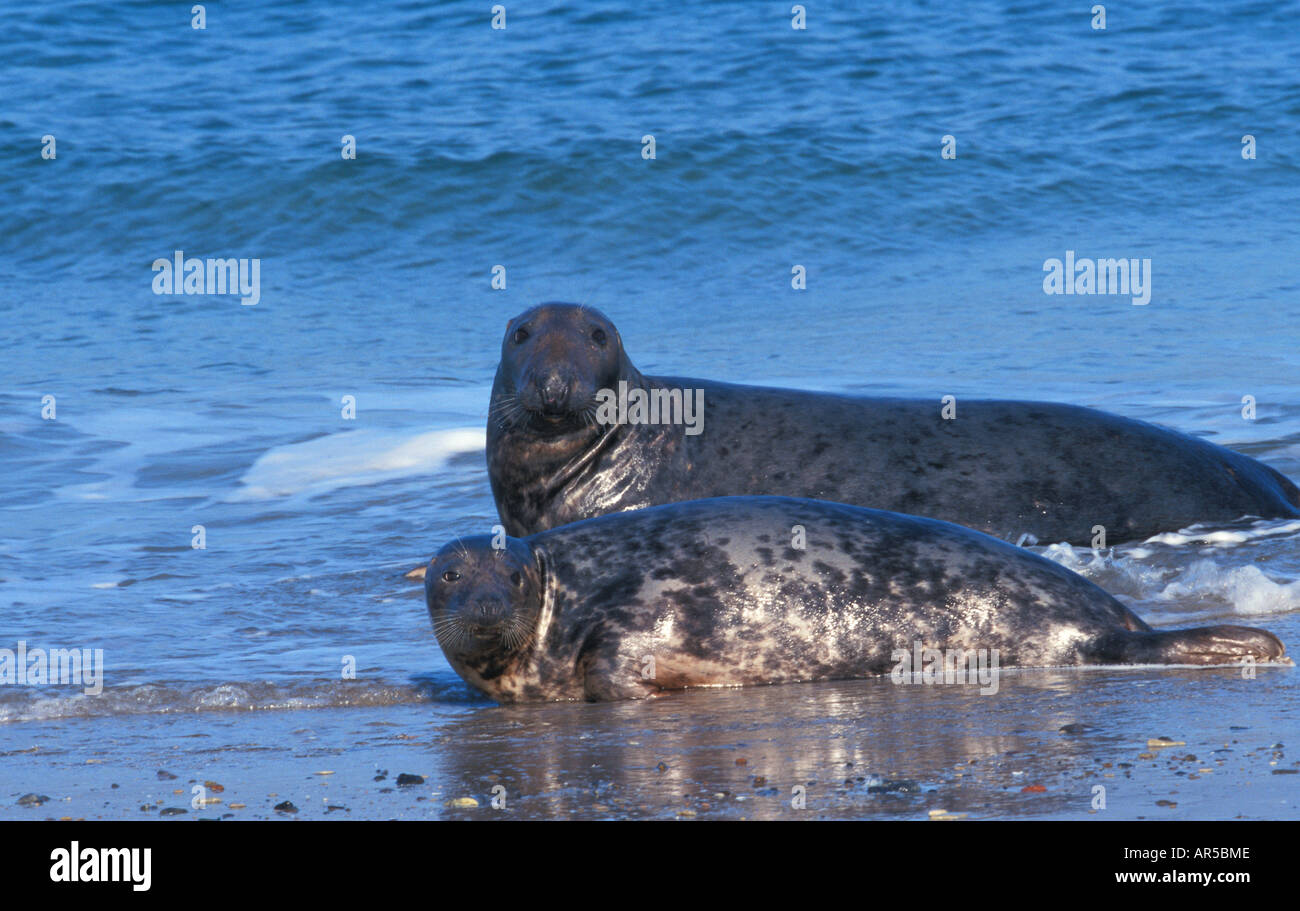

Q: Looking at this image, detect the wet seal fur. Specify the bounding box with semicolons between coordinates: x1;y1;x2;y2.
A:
424;496;1290;702
487;303;1300;544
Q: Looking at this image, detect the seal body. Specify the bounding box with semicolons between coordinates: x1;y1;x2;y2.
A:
424;497;1289;702
487;303;1300;544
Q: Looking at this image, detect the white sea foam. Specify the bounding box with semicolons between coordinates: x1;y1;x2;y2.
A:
229;426;486;500
1142;519;1300;548
1039;520;1300;618
1153;560;1300;615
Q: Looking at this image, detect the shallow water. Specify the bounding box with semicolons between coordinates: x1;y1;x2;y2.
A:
2;0;1299;818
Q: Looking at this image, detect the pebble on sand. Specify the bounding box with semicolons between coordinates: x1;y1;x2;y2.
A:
17;794;50;807
446;797;479;808
1147;738;1186;749
928;809;968;820
395;773;425;786
274;801;298;813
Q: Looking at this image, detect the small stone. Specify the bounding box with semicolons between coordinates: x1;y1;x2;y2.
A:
446;797;478;808
735;758;747;766
17;794;50;807
314;771;334;776
228;803;247;809
395;773;425;786
1147;738;1185;749
1021;785;1047;793
1155;800;1177;808
273;801;298;813
160;807;187;816
156;770;177;780
204;781;225;792
655;762;668;772
1059;724;1089;735
1271;769;1299;775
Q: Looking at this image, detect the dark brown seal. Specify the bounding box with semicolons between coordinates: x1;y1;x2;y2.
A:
486;303;1300;544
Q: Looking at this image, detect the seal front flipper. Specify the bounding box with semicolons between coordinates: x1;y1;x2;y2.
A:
580;651;662;702
1084;625;1291;666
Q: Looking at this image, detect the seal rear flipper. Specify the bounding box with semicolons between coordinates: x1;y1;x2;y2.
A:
1084;625;1291;666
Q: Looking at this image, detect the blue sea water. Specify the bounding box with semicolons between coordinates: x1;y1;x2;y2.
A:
1;1;1299;818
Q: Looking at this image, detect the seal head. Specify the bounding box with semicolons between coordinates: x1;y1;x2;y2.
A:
491;302;634;435
424;535;543;687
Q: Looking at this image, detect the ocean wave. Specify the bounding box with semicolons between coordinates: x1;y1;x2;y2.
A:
0;676;483;725
229;426;485;500
1039;517;1300;619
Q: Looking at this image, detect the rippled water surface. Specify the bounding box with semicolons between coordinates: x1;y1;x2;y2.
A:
2;1;1298;818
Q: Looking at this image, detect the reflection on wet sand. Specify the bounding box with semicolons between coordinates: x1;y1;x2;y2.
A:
415;665;1294;819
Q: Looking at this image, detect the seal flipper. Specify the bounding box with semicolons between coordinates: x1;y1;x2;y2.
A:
1084;625;1291;666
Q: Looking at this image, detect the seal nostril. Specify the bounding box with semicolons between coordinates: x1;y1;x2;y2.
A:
540;375;569;409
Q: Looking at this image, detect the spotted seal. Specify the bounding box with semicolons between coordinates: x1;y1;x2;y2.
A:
486;303;1300;545
424;496;1289;702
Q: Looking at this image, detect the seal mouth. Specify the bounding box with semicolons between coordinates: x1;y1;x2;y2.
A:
523;397;602;431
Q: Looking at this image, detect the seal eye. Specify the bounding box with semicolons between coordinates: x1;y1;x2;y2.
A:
591;328;607;346
441;570;461;582
513;328;529;344
510;571;524;587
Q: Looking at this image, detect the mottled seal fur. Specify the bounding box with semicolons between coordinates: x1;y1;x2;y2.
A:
424;496;1289;702
487;303;1300;545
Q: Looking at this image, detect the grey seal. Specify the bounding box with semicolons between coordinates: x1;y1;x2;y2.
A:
424;496;1289;702
486;303;1300;545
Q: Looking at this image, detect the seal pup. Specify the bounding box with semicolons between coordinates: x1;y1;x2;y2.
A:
424;496;1289;702
486;303;1300;545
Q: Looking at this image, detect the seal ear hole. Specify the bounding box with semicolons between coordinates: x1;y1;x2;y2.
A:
510;571;524;587
591;328;607;346
513;328;529;344
441;570;461;582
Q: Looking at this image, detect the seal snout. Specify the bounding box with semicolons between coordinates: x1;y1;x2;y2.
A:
536;369;575;413
467;598;511;628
